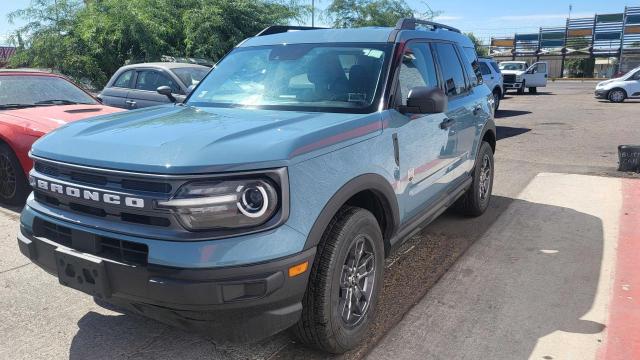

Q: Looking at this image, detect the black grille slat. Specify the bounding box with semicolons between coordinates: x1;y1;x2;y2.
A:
70;172;108;186
121;179;172;194
504;74;516;83
34;220;148;266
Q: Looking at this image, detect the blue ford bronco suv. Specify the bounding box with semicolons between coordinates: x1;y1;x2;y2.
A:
18;19;495;353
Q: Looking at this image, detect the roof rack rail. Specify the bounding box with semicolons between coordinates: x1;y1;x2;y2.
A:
395;18;461;34
256;25;326;37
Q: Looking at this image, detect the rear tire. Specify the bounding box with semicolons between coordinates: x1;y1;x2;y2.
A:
529;87;537;94
455;141;494;217
0;143;29;206
608;88;626;103
292;206;384;353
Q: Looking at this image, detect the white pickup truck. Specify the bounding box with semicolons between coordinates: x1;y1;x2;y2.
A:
499;61;548;94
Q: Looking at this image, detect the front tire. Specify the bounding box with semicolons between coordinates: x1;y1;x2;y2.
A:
292;206;384;353
608;88;626;103
455;141;494;217
0;143;29;206
517;82;525;95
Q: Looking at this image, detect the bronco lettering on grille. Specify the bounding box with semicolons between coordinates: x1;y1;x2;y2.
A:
31;177;145;208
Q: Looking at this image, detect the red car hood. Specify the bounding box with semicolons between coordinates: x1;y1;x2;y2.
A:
1;104;123;136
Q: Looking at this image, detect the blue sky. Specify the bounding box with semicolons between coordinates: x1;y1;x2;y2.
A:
0;0;635;45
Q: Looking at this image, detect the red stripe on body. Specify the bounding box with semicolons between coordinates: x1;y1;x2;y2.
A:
290;121;382;157
599;178;640;359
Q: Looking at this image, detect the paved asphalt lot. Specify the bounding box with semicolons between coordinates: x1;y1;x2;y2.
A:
1;81;639;359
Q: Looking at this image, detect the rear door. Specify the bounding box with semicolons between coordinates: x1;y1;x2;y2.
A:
99;70;134;109
127;69;184;109
433;42;479;180
526;62;548;87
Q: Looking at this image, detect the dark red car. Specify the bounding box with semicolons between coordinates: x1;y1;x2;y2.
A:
0;70;123;205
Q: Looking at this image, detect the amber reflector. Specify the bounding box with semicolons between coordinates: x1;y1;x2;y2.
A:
288;261;309;277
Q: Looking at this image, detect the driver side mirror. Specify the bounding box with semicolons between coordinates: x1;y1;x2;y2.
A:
157;86;176;103
400;87;448;114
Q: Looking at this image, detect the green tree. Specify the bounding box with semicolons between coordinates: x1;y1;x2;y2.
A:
8;0;304;88
465;32;488;57
326;0;440;28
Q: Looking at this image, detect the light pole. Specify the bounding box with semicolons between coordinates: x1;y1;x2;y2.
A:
311;0;315;27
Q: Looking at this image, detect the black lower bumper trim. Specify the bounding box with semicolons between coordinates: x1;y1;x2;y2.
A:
18;228;315;341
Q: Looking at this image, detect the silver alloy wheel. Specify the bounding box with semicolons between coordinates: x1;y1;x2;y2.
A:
339;234;376;327
0;154;16;199
479;154;491;200
610;90;625;103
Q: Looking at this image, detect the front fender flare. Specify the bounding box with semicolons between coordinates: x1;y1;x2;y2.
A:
302;173;400;253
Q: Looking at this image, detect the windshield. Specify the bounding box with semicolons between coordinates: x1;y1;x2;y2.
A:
0;75;97;108
188;43;391;113
171;67;209;87
499;62;526;71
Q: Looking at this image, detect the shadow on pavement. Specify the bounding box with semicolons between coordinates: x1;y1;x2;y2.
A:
67;196;518;360
495;110;531;119
496;126;531;140
368;197;605;359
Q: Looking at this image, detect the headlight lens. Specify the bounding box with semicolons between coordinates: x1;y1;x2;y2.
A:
158;179;279;230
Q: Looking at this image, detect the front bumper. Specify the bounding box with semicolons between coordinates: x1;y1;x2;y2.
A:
504;82;523;89
595;89;608;98
18;223;315;342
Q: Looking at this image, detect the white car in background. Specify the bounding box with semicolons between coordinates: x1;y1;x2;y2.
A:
499;61;548;94
595;66;640;103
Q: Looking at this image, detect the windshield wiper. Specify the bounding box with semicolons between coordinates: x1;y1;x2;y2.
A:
0;103;37;109
34;99;93;105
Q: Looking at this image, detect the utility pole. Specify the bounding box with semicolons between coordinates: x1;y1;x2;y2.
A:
311;0;315;27
568;4;573;20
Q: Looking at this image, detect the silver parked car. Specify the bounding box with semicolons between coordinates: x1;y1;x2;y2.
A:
99;62;210;109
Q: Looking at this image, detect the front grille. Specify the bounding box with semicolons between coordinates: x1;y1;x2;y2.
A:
503;74;516;83
33;191;171;227
35;161;173;194
33;219;149;266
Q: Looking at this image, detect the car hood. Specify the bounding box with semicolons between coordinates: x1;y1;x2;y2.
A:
31;105;382;174
1;104;123;136
500;70;525;76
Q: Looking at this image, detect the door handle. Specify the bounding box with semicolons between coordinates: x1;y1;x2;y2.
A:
473;105;482;116
125;100;136;107
440;118;456;129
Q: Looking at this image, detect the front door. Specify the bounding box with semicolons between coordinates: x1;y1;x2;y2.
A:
389;42;451;220
128;69;184;109
526;62;548;87
627;70;640;97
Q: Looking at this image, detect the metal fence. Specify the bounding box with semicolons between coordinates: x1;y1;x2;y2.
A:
489;6;640;77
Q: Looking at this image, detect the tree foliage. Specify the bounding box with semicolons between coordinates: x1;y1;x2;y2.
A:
464;32;488;57
326;0;440;28
8;0;303;88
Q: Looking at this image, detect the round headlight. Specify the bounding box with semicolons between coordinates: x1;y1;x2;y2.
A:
238;184;269;218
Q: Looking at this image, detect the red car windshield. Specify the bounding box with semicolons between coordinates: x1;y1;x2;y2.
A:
0;75;97;109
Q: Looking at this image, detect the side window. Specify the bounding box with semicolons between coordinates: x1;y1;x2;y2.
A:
134;70;180;93
534;63;547;74
462;46;481;86
397;42;438;106
113;70;134;88
489;61;501;73
478;62;492;76
434;43;468;97
632;71;640;80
